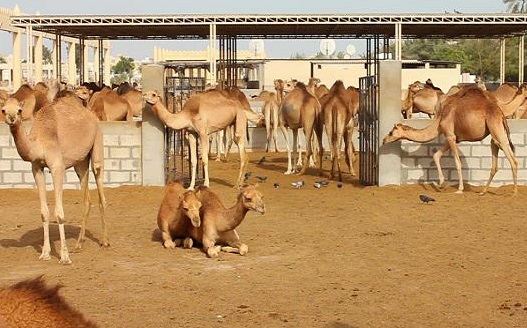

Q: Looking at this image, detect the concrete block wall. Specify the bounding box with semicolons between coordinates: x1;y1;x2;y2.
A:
398;119;527;187
0;122;141;189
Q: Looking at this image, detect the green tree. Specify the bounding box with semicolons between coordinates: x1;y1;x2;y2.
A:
0;56;6;64
503;0;527;12
112;56;135;75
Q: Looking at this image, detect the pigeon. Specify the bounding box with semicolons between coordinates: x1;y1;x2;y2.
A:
315;179;330;187
255;176;267;183
337;182;343;188
313;182;322;189
273;183;280;189
257;156;266;164
419;194;435;204
291;181;305;189
244;172;252;181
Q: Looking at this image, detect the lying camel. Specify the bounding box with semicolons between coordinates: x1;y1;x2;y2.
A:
186;184;266;257
157;181;202;249
0;276;98;328
384;86;518;194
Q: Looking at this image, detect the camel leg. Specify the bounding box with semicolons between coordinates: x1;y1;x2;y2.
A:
315;114;324;176
446;135;464;193
298;124;314;176
199;133;211;187
219;230;248;256
234;115;249;189
271;104;280;152
49;164;71;264
223;126;235;162
480;140;500;195
74;160;91;250
292;129;300;172
91;128;109;247
334;131;344;182
344;123;355;176
432;143;450;190
280;125;294;174
32;165;52;261
264;103;271;152
187;133;197;190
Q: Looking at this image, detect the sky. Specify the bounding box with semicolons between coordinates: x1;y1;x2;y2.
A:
0;0;511;60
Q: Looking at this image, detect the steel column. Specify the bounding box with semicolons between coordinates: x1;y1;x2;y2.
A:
519;35;525;84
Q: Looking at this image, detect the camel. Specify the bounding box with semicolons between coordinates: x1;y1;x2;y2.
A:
117;82;143;118
252;90;281;152
157;181;202;249
1;96;108;264
0;276;98;328
315;84;330;99
322;81;359;180
491;83;527;118
279;82;324;175
186;184;265;257
10;82;58;120
401;81;440;119
88;86;133;121
143;89;249;189
307;77;320;96
383;86;518;194
274;79;285;105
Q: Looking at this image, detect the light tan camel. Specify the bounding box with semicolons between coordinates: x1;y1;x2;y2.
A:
157;181;202;249
186;184;265;257
0;276;98;328
143;89;249;189
322;80;359;180
117;82;143;118
280;82;324;175
89;86;133;121
307;77;320;96
274;79;285;105
253;90;281;152
383;86;518;194
492;84;527;118
10;83;55;120
401;81;440;119
0;96;108;264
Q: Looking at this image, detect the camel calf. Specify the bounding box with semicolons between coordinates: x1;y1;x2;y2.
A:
0;276;98;328
157;181;202;248
187;184;265;257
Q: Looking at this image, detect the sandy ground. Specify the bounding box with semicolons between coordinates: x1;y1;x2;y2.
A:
1;151;526;328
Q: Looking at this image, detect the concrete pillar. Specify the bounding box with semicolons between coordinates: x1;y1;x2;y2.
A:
141;64;166;186
67;42;76;85
93;45;99;83
12;30;22;90
83;45;90;82
51;40;57;80
34;35;43;83
378;60;402;186
104;46;111;85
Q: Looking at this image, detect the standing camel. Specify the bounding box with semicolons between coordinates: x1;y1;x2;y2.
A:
279;82;324;175
401;81;440;119
322;81;358;180
0;96;107;264
252;90;281;152
143;89;249;189
383;86;518;194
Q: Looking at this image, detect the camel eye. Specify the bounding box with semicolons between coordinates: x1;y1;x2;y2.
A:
17;109;22;114
1;109;4;114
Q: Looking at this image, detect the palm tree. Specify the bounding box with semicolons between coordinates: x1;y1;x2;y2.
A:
504;0;527;12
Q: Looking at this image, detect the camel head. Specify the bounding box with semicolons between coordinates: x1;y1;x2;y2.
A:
240;184;265;215
409;81;425;94
181;190;202;228
382;123;406;144
283;80;297;93
74;86;91;101
1;98;24;126
142;90;161;105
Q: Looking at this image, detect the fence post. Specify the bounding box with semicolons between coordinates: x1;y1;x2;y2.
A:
141;64;166;186
378;60;402;186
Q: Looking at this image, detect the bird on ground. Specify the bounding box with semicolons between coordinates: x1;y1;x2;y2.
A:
244;172;252;181
257;156;266;164
337;182;343;188
255;176;267;183
419;194;435;204
314;182;322;189
291;181;305;189
273;183;280;189
315;179;330;187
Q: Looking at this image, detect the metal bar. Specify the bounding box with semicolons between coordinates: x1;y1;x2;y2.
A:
98;39;104;86
79;38;85;83
520;35;525;84
55;31;61;82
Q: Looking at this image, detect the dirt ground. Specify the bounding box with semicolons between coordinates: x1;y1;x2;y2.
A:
1;151;526;328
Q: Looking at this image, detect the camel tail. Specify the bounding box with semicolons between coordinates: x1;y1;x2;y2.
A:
503;119;515;153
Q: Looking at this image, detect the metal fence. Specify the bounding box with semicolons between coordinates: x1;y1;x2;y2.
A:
358;75;379;186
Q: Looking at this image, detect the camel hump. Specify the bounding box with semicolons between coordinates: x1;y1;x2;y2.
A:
329;80;346;94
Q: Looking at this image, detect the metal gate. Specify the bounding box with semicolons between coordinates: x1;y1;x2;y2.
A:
358;75;379;186
163;75;206;187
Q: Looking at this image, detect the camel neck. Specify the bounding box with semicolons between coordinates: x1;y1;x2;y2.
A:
399;120;440;143
501;92;526;117
151;101;189;130
10;123;34;162
222;199;249;231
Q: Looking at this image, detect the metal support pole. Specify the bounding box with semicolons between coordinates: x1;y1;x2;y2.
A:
208;23;217;86
98;39;104;86
55;32;62;82
500;38;506;83
519;35;525;85
394;23;402;61
25;26;33;84
79;38;85;83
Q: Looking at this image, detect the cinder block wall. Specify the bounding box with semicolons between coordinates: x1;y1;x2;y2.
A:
0;122;141;189
398;119;527;187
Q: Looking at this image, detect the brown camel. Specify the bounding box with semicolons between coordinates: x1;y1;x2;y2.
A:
492;83;527;118
186;184;265;257
322;80;359;180
0;276;98;328
401;81;440;119
157;181;202;249
253;90;281;152
383;86;518;194
143;89;249;189
10;83;56;120
0;96;108;264
279;82;324;175
89;86;133;121
117;82;143;118
307;77;320;96
274;79;285;105
315;84;330;99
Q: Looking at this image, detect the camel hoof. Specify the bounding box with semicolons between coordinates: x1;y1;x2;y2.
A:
39;253;51;261
59;256;72;265
239;244;249;256
164;240;176;248
207;246;221;258
284;170;294;175
454;190;463;194
183;237;193;249
432;181;448;192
